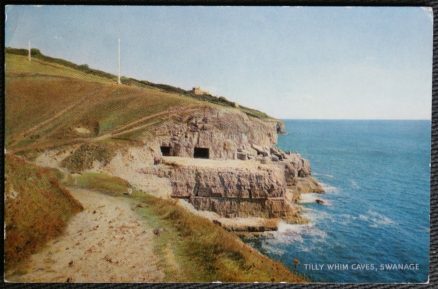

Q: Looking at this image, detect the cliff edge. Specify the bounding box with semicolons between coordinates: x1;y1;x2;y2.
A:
6;48;323;232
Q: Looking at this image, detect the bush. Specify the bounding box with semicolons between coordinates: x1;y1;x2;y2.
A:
61;143;115;173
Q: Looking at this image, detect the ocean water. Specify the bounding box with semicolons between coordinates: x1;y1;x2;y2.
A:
245;120;430;283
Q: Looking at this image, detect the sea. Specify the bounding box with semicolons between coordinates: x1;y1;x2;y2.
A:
244;120;430;283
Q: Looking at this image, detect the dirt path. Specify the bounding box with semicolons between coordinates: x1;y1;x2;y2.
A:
96;105;201;141
10;105;201;154
6;188;165;283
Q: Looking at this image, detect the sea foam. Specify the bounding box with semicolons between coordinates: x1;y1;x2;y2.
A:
319;182;340;194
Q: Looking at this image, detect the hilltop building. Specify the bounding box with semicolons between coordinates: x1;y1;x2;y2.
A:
192;86;210;95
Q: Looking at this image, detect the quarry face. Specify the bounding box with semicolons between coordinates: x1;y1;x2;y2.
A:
144;106;324;223
39;105;324;228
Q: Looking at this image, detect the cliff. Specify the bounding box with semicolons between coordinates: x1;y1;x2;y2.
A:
137;105;324;223
32;104;323;226
153;105;282;159
149;158;296;219
5;49;320;281
6;49;323;231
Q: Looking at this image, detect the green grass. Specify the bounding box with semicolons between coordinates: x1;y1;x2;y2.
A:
63;172;132;196
131;191;307;283
4;154;83;270
6;52;113;84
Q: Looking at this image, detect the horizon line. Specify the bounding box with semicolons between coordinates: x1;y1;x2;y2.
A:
6;47;432;122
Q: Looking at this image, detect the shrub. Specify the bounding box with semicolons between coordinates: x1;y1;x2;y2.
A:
61;143;115;173
4;155;83;269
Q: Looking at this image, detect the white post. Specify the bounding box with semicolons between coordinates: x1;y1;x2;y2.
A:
28;40;31;62
118;38;121;84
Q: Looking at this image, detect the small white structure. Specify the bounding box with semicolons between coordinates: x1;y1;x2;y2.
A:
192;86;209;95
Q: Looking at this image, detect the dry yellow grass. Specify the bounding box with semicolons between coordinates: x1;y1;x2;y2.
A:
5;53;199;151
4;155;83;270
4;50;303;282
5;51;272;153
133;192;308;282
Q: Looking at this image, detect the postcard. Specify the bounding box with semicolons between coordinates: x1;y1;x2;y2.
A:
4;5;432;283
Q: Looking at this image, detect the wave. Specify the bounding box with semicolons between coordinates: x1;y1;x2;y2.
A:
305;208;335;223
336;210;395;228
271;221;328;245
260;242;287;256
358;210;395;228
319;182;340;194
350;179;360;189
313;172;335;179
337;213;357;225
299;193;320;203
299;194;332;207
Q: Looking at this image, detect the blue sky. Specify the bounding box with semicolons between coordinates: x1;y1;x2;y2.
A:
5;6;433;119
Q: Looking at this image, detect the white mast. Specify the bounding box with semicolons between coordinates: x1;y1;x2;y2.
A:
118;38;121;84
28;40;31;62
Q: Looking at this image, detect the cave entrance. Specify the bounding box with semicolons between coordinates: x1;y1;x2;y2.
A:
194;147;209;159
160;146;171;156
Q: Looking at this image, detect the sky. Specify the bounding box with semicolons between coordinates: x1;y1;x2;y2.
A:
5;5;433;119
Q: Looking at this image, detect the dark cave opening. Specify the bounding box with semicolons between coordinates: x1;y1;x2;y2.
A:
194;147;209;159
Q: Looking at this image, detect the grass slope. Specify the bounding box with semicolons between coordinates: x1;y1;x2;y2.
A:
5;52;196;151
5;48;271;152
134;194;307;282
4;155;83;270
64;172;132;196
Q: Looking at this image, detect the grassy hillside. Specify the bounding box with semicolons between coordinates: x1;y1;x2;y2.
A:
133;193;307;282
5;52;197;152
5;48;271;153
4;154;83;270
4;48;298;282
63;172;306;282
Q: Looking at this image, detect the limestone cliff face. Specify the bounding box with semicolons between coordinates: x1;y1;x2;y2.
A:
165;166;285;199
139;105;324;222
147;159;300;220
152;106;282;160
55;104;323;224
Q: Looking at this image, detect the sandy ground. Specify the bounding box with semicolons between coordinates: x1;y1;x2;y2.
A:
6;188;164;283
162;156;273;170
35;148;74;171
104;148;173;198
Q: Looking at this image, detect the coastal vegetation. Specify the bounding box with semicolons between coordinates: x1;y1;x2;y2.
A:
133;192;306;282
4;155;83;270
63;172;132;196
61;143;117;173
6;49;270;156
4;48;311;282
6;166;306;282
6;47;269;142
